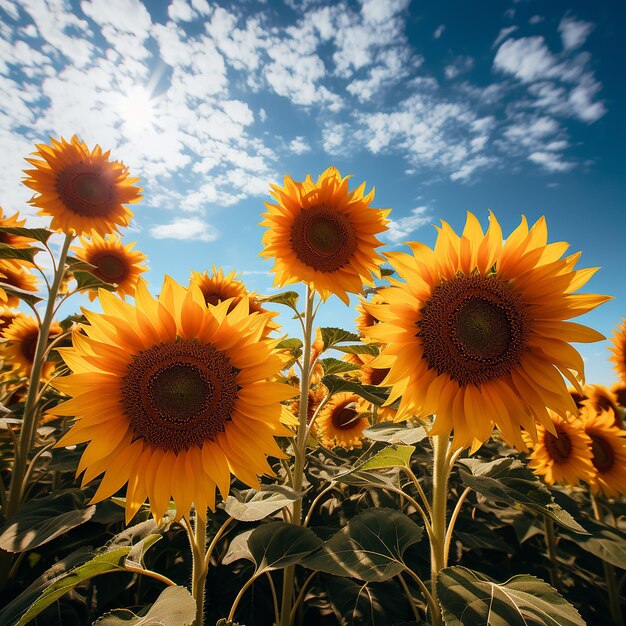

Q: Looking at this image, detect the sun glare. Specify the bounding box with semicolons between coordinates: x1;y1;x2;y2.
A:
121;87;155;131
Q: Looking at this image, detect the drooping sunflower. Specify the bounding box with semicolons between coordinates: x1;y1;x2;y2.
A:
0;211;36;247
260;167;390;304
23;135;142;236
527;412;595;486
2;315;63;377
609;319;626;385
364;212;609;451
52;277;295;523
581;405;626;497
72;233;148;301
0;260;39;307
316;392;371;450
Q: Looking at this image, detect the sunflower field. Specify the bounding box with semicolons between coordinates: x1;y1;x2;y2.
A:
0;137;625;626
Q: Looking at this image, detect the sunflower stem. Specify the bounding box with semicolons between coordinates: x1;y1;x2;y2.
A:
543;517;560;590
190;509;207;626
5;232;72;521
591;493;624;626
280;285;315;626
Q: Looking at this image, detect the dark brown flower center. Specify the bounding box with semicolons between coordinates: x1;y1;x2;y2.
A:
362;366;390;386
122;339;239;453
290;204;358;273
570;390;586;408
91;252;129;283
21;330;40;364
331;403;360;430
56;163;115;217
544;429;572;463
590;435;615;473
417;274;529;386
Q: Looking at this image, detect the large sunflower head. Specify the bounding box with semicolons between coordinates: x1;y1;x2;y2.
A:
0;260;40;307
316;392;371;450
527;412;595;486
581;405;626;497
364;212;609;451
23;136;142;236
2;315;63;377
609;319;626;385
0;211;36;247
72;233;148;301
260;167;390;304
52;277;295;523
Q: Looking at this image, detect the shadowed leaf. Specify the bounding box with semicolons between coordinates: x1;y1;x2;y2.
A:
322;375;388;406
221;488;302;522
560;516;626;569
364;422;428;445
320;327;360;351
0;226;51;244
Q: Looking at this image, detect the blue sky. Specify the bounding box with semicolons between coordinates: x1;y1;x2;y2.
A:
1;0;624;385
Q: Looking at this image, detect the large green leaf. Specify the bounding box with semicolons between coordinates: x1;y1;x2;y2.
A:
458;458;587;534
333;343;380;356
357;445;415;471
221;487;302;522
15;547;133;625
0;226;52;244
0;489;96;552
320;357;361;375
437;566;585;626
303;508;423;582
73;270;118;291
262;291;299;311
324;576;411;626
93;586;195;625
364;422;428;445
247;522;322;573
0;284;42;306
321;374;388;406
320;327;360;350
222;529;254;565
560;516;626;569
0;242;42;263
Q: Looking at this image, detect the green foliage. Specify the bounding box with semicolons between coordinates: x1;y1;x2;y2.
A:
0;242;42;263
321;374;388;405
319;327;360;350
221;487;303;522
364;421;428;445
73;270;119;291
560;516;626;569
262;290;299;311
0;226;52;244
437;566;586;626
320;357;361;375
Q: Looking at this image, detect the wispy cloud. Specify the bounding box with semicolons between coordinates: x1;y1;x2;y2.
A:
385;206;433;242
149;217;220;241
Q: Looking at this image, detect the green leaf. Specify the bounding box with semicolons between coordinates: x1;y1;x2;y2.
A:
73;270;118;291
248;522;322;573
222;529;254;566
320;358;361;376
458;458;588;534
380;267;395;277
364;422;428;445
15;547;133;626
0;243;42;263
0;226;51;244
0;284;42;306
321;374;387;406
320;327;360;351
262;291;299;311
0;489;96;552
455;528;515;554
332;343;380;356
221;488;303;522
302;508;423;582
65;255;97;271
93;586;196;625
437;566;585;626
357;445;415;471
560;516;626;569
276;338;303;352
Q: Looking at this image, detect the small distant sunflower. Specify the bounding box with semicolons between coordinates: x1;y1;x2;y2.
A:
527;412;595;486
289;385;327;436
52;277;295;523
316;392;371;450
3;316;63;377
356;353;391;387
23;136;142;236
260;167;389;304
0;306;20;331
609;320;626;385
584;385;623;428
0;211;36;247
365;212;609;451
72;233;147;301
581;406;626;497
0;260;39;307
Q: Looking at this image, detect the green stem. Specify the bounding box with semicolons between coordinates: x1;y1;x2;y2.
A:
429;435;451;626
228;573;259;622
543;517;559;589
591;493;624;626
190;511;207;626
5;232;72;519
280;286;315;626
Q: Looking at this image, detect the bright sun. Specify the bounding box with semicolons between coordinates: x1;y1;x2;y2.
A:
121;87;155;131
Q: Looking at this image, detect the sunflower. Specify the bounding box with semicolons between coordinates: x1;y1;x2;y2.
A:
355;294;384;336
72;233;147;301
584;385;623;428
190;267;279;337
609;320;626;385
316;392;371;450
581;405;626;497
527;412;595;486
0;306;20;331
364;212;609;451
52;277;295;523
611;382;626;408
289;385;327;436
2;315;63;377
260;167;389;304
0;260;39;307
0;211;36;247
23;135;142;236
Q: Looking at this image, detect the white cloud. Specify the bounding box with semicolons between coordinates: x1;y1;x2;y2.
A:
528;151;575;172
386;206;432;242
168;0;194;22
289;137;311;154
493;25;517;48
150;217;220;241
444;55;474;80
433;24;444;39
559;16;593;50
494;36;559;82
529;15;544;25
